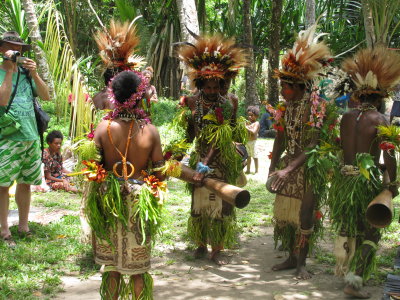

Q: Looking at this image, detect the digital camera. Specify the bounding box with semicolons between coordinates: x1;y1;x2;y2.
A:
3;50;27;64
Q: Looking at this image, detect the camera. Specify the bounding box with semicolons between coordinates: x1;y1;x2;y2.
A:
2;51;27;64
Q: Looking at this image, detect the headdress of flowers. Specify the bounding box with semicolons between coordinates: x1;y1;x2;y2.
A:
105;69;150;121
176;34;248;82
275;20;332;84
342;46;400;99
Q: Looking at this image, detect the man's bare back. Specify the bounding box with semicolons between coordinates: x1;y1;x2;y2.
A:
94;119;164;179
340;109;388;165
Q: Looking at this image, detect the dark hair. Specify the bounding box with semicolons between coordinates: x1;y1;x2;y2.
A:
247;105;260;117
111;71;142;103
195;77;225;90
359;93;383;104
104;67;125;86
46;130;63;144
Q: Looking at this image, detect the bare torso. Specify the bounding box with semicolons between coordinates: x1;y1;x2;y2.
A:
340;109;388;165
94;119;164;179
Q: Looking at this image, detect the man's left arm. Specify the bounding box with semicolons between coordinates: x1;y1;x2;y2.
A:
22;58;50;101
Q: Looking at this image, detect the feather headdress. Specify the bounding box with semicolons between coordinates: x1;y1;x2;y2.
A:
342;46;400;98
176;35;247;82
276;22;332;83
94;19;146;71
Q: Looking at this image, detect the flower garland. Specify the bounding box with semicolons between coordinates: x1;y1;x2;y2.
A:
308;86;326;128
104;69;150;121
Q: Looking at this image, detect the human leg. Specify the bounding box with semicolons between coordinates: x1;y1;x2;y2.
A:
100;271;121;300
15;183;31;233
344;227;380;299
254;158;258;173
295;188;315;279
0;186;11;238
246;157;251;173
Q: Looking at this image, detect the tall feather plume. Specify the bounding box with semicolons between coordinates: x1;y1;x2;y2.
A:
342;46;400;95
176;34;248;81
277;22;332;82
94;19;145;70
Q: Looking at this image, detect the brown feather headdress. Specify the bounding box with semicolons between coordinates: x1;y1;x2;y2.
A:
176;35;247;82
94;19;145;70
276;22;332;83
342;46;400;98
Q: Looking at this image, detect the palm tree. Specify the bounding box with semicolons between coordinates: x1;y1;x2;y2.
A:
176;0;199;43
243;0;259;107
305;0;316;28
267;0;283;105
361;0;375;47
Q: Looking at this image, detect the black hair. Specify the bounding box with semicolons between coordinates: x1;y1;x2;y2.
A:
195;77;226;90
104;67;125;86
46;130;63;144
111;71;142;104
359;93;383;104
247;105;260;117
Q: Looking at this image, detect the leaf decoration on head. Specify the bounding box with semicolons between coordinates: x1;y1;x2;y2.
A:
176;34;248;82
275;20;332;83
94;19;146;70
342;46;400;98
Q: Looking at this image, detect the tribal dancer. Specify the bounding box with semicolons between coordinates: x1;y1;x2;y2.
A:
76;23;166;300
176;35;247;265
267;23;333;279
330;46;400;299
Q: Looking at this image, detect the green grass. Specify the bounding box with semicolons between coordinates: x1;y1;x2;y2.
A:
0;214;98;300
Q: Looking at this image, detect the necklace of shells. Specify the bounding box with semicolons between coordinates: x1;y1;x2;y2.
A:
284;92;310;155
195;92;224;130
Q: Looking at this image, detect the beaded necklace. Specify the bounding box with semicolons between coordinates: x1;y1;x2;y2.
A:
356;103;377;121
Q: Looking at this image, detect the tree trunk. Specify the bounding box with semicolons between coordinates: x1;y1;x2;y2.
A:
243;0;260;108
21;0;55;97
362;0;375;47
176;0;200;44
305;0;316;28
267;0;283;106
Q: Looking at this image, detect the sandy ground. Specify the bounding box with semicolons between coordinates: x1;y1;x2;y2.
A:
9;139;385;299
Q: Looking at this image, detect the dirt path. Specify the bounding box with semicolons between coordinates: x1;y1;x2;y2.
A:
54;226;382;300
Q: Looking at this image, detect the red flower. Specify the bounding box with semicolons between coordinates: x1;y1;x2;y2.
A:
87;123;95;140
179;96;187;107
68;93;74;104
273;123;284;132
335;137;341;145
163;151;172;161
268;152;273;160
380;142;395;151
215;107;224;124
84;93;90;102
315;210;323;220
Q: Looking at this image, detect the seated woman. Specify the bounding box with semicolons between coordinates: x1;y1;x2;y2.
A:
42;130;78;193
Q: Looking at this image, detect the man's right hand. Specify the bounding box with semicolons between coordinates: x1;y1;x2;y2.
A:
193;172;205;187
3;50;17;72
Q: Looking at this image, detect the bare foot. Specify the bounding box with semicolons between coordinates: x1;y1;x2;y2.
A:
194;246;208;259
245;171;250;174
343;285;371;299
272;257;297;271
295;265;312;279
210;250;230;265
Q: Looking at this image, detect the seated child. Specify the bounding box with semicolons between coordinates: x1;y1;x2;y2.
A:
42;130;78;193
245;106;260;174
